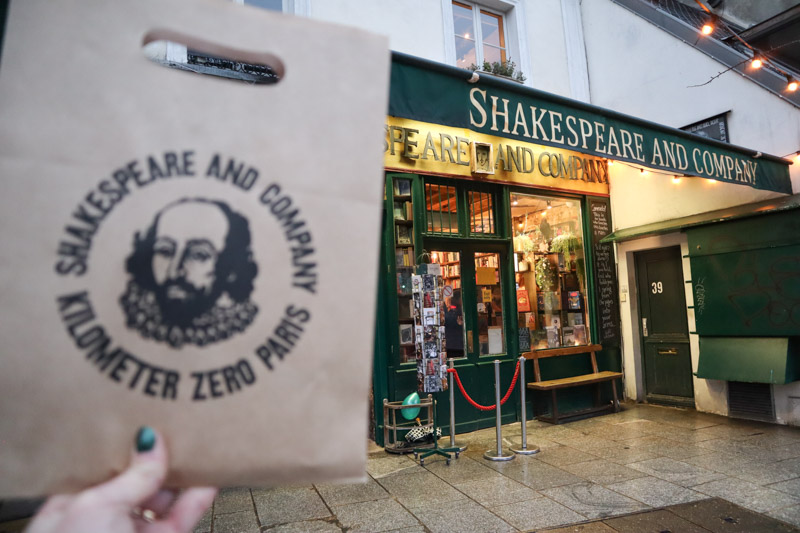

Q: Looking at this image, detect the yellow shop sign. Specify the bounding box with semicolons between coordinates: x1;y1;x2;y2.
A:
384;117;609;196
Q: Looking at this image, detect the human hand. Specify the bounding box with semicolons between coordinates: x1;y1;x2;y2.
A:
26;427;217;533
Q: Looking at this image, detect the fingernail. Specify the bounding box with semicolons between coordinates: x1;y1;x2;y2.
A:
136;426;156;453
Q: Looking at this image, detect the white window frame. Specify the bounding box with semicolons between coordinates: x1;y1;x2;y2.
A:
442;0;530;85
234;0;309;16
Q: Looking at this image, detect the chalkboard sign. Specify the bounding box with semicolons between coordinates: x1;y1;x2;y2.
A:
589;198;621;346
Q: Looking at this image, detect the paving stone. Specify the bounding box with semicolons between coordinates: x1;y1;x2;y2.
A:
192;508;212;533
586;419;660;441
730;459;800;485
411;498;515;533
606;476;707;507
681;451;767;476
315;477;389;507
263;519;341;532
423;454;497;484
213;487;253;515
488;457;585;490
491;496;587;531
768;477;800;495
626;457;727;487
453;475;540;506
561;459;648;486
535;445;601;467
537;522;617;532
541;482;649;519
602;509;710;533
768;504;800;529
559;435;616;452
692;477;800;513
252;487;330;528
333;499;419;533
594;445;660;465
366;453;424;478
688;424;764;442
377;470;466;508
213;510;260;533
669;497;800;533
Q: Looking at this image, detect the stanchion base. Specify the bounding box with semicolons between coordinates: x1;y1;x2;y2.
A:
510;444;540;455
483;449;515;461
449;442;468;453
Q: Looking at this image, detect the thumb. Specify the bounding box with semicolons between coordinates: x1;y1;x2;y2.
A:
87;426;168;508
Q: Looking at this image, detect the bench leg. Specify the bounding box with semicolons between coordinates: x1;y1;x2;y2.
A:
550;390;559;423
611;379;620;412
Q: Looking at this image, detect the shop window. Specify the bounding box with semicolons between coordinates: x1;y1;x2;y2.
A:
425;184;458;234
475;252;504;355
511;193;589;350
468;190;495;235
452;1;507;68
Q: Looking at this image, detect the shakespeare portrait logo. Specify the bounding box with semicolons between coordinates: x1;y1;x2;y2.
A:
53;151;318;401
120;198;259;348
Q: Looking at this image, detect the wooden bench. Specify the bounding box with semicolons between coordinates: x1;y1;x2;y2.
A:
522;344;623;424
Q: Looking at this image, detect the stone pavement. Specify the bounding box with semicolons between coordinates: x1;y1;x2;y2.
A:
195;402;800;533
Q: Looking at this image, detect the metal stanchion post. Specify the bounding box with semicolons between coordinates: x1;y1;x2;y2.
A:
448;360;467;452
483;360;514;462
511;356;539;455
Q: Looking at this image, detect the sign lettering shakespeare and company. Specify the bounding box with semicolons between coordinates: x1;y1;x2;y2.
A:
388;59;791;194
53;151;318;401
384;117;610;196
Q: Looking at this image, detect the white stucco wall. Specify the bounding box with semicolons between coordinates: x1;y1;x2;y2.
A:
610;163;800;426
308;1;448;62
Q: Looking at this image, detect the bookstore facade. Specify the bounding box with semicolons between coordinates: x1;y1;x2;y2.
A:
373;53;794;442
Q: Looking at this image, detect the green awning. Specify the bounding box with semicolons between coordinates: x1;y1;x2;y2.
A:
601;193;800;243
696;337;800;384
389;52;792;194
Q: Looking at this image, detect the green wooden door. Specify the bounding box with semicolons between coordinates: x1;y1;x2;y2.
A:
635;247;693;405
426;240;518;434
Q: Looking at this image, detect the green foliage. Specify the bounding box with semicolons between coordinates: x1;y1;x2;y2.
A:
469;59;526;83
550;233;581;271
550;233;581;254
513;233;536;253
535;257;556;290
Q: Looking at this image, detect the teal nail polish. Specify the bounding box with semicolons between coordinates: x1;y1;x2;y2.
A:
136;426;156;452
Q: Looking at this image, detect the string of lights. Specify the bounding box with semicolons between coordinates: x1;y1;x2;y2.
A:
694;0;798;92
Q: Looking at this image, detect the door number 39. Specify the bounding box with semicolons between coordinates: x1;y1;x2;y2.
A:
651;281;663;294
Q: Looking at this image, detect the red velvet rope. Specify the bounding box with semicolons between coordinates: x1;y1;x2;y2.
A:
447;360;520;412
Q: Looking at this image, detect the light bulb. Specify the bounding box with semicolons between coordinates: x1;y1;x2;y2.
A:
672;176;681;184
546;201;552;210
701;23;713;35
789;79;799;92
640;169;649;176
751;56;763;69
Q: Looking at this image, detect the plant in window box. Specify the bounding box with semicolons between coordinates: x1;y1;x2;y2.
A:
468;59;526;83
534;256;557;291
550;233;581;271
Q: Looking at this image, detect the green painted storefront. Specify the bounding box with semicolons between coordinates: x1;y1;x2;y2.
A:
371;53;794;444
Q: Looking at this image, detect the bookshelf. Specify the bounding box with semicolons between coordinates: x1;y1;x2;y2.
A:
393;178;416;363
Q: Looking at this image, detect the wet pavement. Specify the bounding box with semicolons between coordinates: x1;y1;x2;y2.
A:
195;402;800;532
2;402;799;532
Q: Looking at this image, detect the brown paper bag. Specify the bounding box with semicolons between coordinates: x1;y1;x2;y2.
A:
0;0;389;497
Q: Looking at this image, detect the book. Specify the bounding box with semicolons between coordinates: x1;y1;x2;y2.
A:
393;201;405;220
516;289;531;312
396;224;412;245
567;291;581;310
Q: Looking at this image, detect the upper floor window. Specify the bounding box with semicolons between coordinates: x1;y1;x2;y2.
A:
453;1;507;69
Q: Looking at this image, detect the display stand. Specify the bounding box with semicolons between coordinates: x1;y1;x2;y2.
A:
383;395;434;454
413;395;461;466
